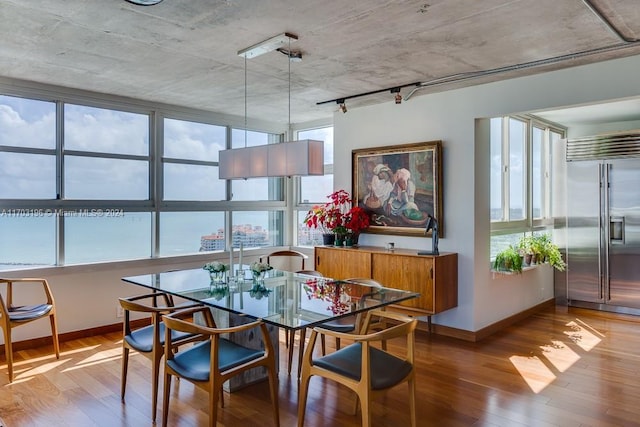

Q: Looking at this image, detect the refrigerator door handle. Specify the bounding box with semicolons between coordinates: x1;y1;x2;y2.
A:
610;216;625;244
598;163;604;300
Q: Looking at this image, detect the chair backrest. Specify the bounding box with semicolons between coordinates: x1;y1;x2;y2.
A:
119;292;176;338
296;270;323;277
261;250;308;271
344;277;383;287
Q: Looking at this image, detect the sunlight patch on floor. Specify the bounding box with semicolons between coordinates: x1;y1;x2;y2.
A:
63;354;121;371
509;355;556;393
564;320;602;351
540;340;580;373
510;317;605;393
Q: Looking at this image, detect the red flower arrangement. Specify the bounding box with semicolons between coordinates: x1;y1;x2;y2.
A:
304;189;370;235
303;278;352;315
344;205;370;234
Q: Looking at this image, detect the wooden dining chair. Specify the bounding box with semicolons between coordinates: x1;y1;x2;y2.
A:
288;276;383;377
119;293;201;423
0;277;59;382
161;306;280;427
261;250;308;271
297;309;418;427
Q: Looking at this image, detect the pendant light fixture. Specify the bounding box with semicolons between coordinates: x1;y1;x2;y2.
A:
219;33;324;180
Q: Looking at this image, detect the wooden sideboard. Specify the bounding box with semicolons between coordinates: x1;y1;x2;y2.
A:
314;245;458;316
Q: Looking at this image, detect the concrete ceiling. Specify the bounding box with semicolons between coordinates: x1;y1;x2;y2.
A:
1;0;640;126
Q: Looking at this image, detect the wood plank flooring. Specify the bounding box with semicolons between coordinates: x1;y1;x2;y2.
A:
2;305;640;426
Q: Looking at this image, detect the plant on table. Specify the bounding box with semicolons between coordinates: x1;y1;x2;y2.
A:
493;245;523;273
203;261;228;273
304;189;370;246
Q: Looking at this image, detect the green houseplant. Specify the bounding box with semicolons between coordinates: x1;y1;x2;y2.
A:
493;245;523;273
517;233;566;271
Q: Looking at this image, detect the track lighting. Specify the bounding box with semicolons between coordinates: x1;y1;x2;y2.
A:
337;99;347;113
391;87;402;104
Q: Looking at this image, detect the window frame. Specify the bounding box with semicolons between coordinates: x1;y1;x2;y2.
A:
490;114;565;238
293;125;334;246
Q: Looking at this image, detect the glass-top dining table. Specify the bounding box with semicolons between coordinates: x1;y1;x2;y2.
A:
122;267;419;332
122;267;419;389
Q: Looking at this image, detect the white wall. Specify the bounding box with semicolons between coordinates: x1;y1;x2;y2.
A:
333;54;640;332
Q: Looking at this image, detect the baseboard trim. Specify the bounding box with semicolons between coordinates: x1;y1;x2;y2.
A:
417;298;556;342
0;318;150;353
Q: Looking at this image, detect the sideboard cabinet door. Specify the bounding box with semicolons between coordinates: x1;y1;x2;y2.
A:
372;253;434;312
315;247;372;279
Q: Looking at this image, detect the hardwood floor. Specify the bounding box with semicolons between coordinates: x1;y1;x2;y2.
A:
2;305;640;426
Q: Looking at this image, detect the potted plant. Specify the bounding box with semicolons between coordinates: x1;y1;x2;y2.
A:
517;233;566;271
249;261;273;283
304;189;369;246
344;205;370;246
493;245;523;273
535;234;566;271
203;261;228;282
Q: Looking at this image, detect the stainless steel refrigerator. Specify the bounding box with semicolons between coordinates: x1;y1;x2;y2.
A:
566;133;640;314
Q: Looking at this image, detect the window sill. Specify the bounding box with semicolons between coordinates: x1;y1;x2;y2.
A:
491;263;544;276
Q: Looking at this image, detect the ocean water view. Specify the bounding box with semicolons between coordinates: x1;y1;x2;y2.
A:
0;211;276;271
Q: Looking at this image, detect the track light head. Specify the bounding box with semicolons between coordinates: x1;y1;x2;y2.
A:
391;87;402;104
337;99;347;113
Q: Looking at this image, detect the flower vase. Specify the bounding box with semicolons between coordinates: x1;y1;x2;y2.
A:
345;233;359;247
209;271;225;283
252;270;266;284
249;283;271;299
322;233;335;246
334;233;345;246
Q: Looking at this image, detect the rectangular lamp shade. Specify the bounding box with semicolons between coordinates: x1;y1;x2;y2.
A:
219;139;324;180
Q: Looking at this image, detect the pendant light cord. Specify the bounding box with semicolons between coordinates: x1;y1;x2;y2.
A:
288;38;291;138
244;54;247;148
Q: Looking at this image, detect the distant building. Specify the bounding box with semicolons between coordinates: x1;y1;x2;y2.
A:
200;229;225;251
200;224;270;250
298;223;323;246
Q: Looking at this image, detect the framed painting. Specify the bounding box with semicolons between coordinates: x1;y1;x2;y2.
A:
352;140;443;237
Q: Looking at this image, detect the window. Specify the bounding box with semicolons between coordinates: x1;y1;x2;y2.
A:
0;94;56;149
65;104;148;155
159;211;225;256
163;118;226;201
299;127;334;203
0;90;288;270
232;211;283;248
64;212;152;264
296;126;334;246
490;115;565;257
491;117;526;223
64;104;150;200
0;215;56;269
0;95;57;199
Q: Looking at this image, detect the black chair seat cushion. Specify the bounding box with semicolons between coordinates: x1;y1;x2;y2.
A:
125;322;193;353
167;339;265;382
318;319;356;334
313;342;412;390
8;304;53;322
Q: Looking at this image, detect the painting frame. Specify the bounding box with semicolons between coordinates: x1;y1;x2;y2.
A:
352;140;443;237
